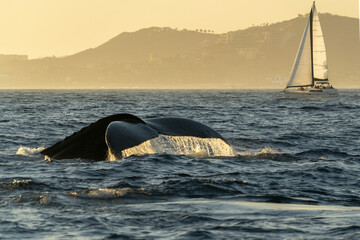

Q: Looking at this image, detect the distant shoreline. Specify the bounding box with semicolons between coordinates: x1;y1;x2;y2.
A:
0;88;358;91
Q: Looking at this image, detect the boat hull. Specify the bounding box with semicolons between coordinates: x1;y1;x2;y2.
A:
283;88;339;99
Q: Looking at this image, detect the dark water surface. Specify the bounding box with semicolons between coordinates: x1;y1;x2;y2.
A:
0;90;359;239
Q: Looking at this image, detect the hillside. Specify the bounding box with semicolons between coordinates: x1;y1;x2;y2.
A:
0;14;359;89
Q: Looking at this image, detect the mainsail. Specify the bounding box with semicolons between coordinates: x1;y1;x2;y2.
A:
286;2;328;88
312;6;328;81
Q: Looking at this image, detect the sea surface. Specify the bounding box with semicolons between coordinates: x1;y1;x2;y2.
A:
0;89;359;239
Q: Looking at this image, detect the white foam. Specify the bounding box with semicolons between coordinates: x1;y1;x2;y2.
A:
69;187;148;199
16;146;45;156
254;146;278;156
237;146;279;158
108;135;234;160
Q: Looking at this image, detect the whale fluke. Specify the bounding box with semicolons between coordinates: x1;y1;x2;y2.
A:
41;114;231;161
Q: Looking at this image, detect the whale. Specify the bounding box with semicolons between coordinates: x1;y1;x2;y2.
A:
41;114;232;161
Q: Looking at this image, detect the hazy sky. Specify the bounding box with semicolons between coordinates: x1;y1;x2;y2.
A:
0;0;358;58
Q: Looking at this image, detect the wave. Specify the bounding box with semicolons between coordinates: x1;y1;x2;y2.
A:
159;177;248;197
249;195;320;205
69;187;151;199
236;147;296;161
300;106;322;110
296;148;349;158
16;146;45;156
0;179;33;191
329;225;360;237
235;147;351;162
0;179;51;193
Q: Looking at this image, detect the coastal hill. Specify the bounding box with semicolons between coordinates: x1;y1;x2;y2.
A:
0;13;359;89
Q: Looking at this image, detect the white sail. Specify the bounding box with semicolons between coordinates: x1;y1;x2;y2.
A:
312;5;328;80
287;16;313;87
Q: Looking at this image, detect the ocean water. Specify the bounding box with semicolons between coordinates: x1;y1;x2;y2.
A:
0;89;360;239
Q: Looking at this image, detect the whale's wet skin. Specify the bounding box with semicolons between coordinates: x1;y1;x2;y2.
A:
1;90;360;239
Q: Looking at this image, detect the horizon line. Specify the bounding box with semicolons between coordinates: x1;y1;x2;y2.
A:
0;87;358;91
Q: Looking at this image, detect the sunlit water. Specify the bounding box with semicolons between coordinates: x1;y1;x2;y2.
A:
1;89;360;239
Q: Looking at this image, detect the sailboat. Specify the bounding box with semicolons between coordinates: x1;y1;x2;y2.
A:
284;2;338;98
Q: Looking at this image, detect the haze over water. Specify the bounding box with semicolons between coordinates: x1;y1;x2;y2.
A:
1;10;359;89
1;90;360;239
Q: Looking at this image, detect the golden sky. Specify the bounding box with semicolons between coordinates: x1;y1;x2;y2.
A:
0;0;358;58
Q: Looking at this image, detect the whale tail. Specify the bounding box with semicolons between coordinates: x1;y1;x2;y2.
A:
41;114;232;161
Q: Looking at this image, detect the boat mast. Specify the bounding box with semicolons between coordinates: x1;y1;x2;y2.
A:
310;2;315;87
